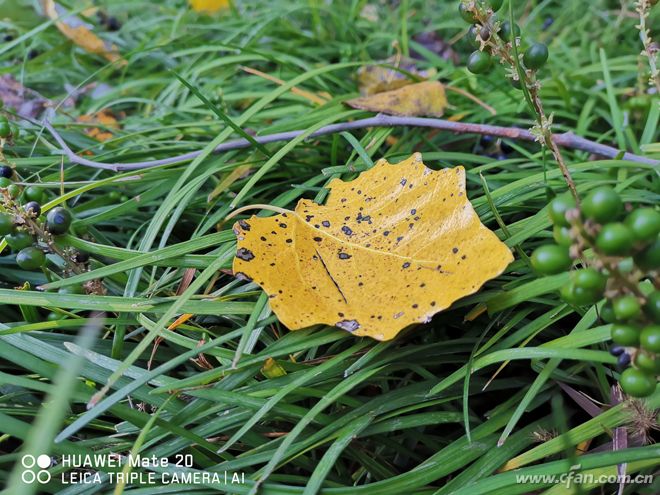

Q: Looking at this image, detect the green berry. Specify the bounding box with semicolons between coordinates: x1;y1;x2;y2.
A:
572;268;606;294
582;187;622;223
611;324;640;346
108;191;121;201
58;284;85;295
625;208;660;242
7;184;20;198
467;50;492;74
619;367;657;397
559;282;576;304
617;257;635;274
47;312;64;321
5;231;33;251
613;295;641;321
634;236;660;271
459;3;477;23
548;195;576;227
467;25;480;48
640;325;660;353
0;165;12;178
0;177;11;188
523;43;549;70
644;291;660;323
553;225;572;246
23;186;45;203
531;244;572;275
600;302;616;323
635;352;660;375
488;0;503;11
0;212;15;236
562;282;601;305
46;207;72;235
0;116;10;138
15;246;45;270
499;20;520;41
596;223;634;256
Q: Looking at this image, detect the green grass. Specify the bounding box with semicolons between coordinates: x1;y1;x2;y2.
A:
0;0;659;494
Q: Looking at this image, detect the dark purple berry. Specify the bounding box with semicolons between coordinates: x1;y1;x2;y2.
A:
609;345;625;356
24;201;41;217
617;352;631;368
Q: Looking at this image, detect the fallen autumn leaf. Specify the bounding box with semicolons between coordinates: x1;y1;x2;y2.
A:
232;153;513;340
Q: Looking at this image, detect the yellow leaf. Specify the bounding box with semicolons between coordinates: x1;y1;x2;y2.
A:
261;357;287;379
357;58;437;96
232;153;513;341
78;109;120;142
42;1;124;64
345;81;447;117
189;0;230;13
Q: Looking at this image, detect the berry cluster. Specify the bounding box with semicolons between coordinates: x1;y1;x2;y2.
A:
0;113;20;144
458;0;548;78
1;105;97;303
531;188;660;398
1;165;75;271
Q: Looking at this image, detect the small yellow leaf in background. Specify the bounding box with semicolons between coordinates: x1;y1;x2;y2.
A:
233;153;513;341
189;0;230;13
41;0;124;64
357;57;437;95
261;357;287;379
78;109;120;142
346;81;447;117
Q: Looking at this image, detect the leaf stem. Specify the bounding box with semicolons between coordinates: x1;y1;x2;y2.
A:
225;204;293;219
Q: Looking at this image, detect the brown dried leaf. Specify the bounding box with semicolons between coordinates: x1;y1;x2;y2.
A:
357;57;437;96
346;81;447;117
78;109;120;142
42;0;124;64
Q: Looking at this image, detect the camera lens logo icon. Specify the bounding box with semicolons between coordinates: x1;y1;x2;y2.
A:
21;455;52;484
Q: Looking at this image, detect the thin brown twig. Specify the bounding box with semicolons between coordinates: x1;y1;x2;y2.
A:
35;115;658;172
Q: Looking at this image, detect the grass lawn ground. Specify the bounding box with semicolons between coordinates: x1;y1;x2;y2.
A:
0;0;659;494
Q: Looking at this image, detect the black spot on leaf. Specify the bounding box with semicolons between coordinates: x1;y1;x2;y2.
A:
236;248;255;261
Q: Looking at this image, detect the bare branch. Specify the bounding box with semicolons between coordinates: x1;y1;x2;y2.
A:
38;114;658;172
